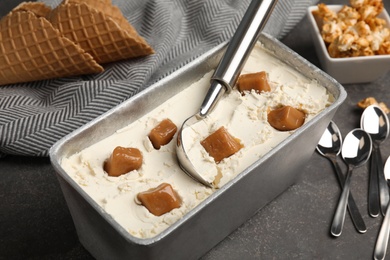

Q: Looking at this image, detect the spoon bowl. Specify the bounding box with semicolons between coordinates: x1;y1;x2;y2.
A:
316;120;342;157
341;129;372;166
361;105;389;143
361;104;390;216
330;129;372;237
316;121;366;233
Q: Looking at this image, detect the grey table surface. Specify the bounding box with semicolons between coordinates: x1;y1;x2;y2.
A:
1;0;390;259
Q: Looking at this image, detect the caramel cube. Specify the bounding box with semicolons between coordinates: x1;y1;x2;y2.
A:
267;106;305;131
201;127;243;163
137;183;182;216
104;146;143;177
237;71;271;94
148;119;177;149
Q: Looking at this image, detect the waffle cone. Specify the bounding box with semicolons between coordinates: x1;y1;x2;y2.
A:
49;1;154;64
0;8;103;85
13;2;52;18
64;0;139;36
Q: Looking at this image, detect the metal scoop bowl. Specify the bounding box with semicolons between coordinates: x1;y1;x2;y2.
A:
176;0;278;188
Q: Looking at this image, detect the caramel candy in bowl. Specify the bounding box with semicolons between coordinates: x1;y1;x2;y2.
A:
307;3;390;83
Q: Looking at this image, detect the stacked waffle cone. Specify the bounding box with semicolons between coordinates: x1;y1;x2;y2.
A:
0;1;154;85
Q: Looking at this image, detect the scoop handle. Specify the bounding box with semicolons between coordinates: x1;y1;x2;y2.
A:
199;0;278;117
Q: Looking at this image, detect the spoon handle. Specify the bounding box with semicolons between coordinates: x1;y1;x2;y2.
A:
369;149;381;217
377;147;390;216
374;200;390;260
330;158;366;233
331;167;353;237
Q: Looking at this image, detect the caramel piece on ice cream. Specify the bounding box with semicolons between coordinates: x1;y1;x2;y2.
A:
148;119;177;149
237;71;271;94
268;106;305;131
201;127;243;163
137;183;182;216
104;146;142;177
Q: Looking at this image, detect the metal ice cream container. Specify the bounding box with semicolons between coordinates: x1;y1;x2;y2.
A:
50;33;346;260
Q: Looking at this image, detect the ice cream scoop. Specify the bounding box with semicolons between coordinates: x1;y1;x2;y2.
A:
176;0;278;188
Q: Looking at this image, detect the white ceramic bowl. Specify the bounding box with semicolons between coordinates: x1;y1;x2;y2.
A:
307;5;390;84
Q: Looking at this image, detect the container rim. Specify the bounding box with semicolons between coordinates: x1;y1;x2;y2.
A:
49;32;347;246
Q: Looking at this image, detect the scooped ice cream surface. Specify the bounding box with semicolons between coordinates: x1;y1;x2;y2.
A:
61;42;333;238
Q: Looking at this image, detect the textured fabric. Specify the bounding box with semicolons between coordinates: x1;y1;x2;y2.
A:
0;0;318;157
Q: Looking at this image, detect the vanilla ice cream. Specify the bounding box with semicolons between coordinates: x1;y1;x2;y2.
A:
61;42;333;239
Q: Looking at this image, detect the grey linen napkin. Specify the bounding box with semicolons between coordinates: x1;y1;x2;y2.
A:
0;0;318;157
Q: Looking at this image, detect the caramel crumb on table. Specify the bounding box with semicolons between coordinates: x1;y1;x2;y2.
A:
357;97;390;113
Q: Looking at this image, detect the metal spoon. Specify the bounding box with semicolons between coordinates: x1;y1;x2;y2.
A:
361;104;390;217
330;129;372;237
374;156;390;260
316;121;366;233
176;0;278;187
